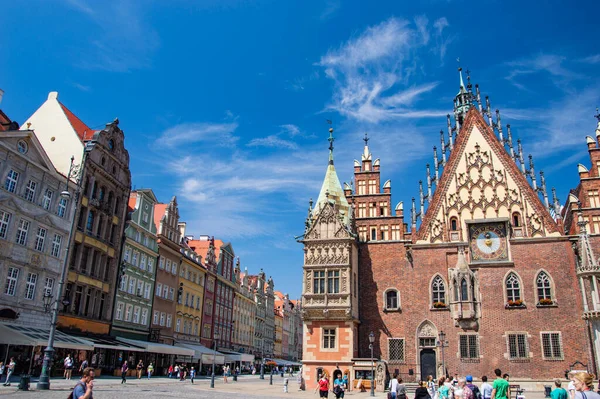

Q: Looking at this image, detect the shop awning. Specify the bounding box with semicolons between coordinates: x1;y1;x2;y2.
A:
0;323;93;350
176;342;225;364
86;337;146;352
116;337;194;356
219;349;255;363
267;357;302;366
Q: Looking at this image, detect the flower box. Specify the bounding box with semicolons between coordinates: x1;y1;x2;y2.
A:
433;302;447;309
539;298;553;305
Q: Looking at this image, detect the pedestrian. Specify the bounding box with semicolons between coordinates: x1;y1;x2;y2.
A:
168;364;173;378
458;378;474;399
174;364;179;379
0;362;4;385
481;376;493;399
397;377;408;399
79;358;89;374
427;375;436;399
316;374;329;398
389;374;400;399
439;377;451;399
284;376;289;394
569;373;577;399
333;374;345;398
572;372;600;399
3;358;15;386
223;365;228;383
342;373;349;392
64;354;73;380
416;380;432;399
71;367;95;399
551;379;568;399
147;363;153;379
182;364;188;380
136;360;144;379
121;361;128;384
190;367;196;384
491;369;509;399
466;375;481;399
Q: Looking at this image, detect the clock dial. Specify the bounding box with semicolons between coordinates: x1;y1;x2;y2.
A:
469;223;508;262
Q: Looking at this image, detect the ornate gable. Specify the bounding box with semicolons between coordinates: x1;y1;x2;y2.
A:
417;108;559;243
304;201;353;241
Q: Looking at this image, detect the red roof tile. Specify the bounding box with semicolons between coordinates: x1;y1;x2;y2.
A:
59;101;95;141
153;204;167;232
127;193;137;213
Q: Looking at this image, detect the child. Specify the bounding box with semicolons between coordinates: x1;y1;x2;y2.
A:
147;363;154;379
190;367;196;384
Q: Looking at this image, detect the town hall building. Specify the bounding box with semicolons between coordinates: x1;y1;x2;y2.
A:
300;70;594;390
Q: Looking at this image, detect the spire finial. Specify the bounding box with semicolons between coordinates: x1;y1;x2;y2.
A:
326;120;334;165
595;107;600;122
363;132;369;146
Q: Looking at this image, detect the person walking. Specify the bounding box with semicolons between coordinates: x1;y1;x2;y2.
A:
572;372;600;399
439;377;451;399
168;364;173;379
64;354;74;380
71;367;95;399
551;379;568;399
397;377;408;399
491;369;510;399
0;362;4;385
284;376;289;394
481;376;493;399
333;374;345;398
3;358;15;386
466;376;481;399
389;374;401;399
147;363;154;379
415;380;432;399
121;361;129;384
317;374;329;398
223;365;229;383
136;360;144;379
427;375;436;399
79;358;89;374
190;367;196;384
568;373;577;399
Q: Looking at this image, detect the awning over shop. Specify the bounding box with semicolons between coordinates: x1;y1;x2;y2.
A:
267;358;302;366
176;342;225;364
0;323;93;350
86;337;146;352
117;337;194;357
219;349;254;363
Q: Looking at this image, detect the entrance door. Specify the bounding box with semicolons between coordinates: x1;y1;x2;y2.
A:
420;349;436;380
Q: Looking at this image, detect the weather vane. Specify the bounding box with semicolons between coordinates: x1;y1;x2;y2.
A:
363;132;369;146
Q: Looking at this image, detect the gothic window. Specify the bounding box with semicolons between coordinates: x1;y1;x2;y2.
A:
460;278;468;301
391;225;401;240
536;271;553;303
384;289;400;310
327;270;340;293
380;226;389;240
453;279;459;301
512;212;521;227
369;203;377;217
506;273;522;302
432;276;445;306
371;227;377;241
450;217;458;231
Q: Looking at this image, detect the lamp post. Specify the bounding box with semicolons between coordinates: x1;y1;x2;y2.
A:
210;331;220;388
369;331;375;397
437;331;447;378
260;337;265;379
37;154;88;390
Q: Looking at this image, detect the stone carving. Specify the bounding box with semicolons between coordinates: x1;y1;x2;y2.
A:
376;362;385;392
418;322;436;338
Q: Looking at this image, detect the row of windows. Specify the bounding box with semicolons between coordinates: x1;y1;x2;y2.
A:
69;244;113;282
123;247;155;274
82;178;121;217
383;332;562;362
119;275;152;299
3;267;54;300
114;302;149;325
175;318;199;336
358;225;404;241
357;202;389;218
152;310;172;327
154;283;175;301
313;270;340;294
179;290;201;310
158;257;178;275
78;207;118;245
383;271;556;310
63;283;106;320
357;180;378;195
4;170;69;217
179;266;204;286
0;210;63;256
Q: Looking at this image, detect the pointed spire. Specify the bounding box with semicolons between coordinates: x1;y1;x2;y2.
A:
328;126;335;165
539;171;550;210
506;124;516;160
528;155;538;191
517;139;526;174
495;110;504;143
419;180;425;217
411;197;417;229
426;164;432;199
458;66;466;94
475;84;483;113
433;146;440;181
440;132;447;165
446;114;454;146
362;132;372;161
485;96;493;126
552;187;561;216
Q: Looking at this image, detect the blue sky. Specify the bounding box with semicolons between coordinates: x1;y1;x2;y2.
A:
1;0;599;299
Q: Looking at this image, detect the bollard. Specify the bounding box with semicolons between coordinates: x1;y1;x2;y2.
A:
270;371;273;385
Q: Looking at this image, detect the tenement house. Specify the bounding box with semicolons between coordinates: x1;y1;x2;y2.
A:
22;92;131;336
300;70;588;389
0;128;75;327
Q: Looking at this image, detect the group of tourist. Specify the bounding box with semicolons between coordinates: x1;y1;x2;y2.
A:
316;373;350;399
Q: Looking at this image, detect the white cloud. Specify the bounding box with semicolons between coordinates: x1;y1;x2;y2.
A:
280;124;301;137
319;17;448;123
319;0;340;21
247;135;298;150
505;53;579;91
578;54;600;64
432;17;452;61
155;122;239;148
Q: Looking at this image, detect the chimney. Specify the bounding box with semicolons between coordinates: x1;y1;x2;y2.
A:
177;222;187;239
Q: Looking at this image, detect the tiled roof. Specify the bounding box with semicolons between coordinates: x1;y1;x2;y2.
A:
0;110;14;131
58;101;96;141
188;239;224;261
153;204;167;232
128;193;137;213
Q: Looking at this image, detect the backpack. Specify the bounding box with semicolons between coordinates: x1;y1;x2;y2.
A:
67;382;85;399
469;385;482;399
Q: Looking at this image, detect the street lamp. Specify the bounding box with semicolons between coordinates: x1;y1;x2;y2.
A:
37;153;89;391
260;337;265;380
210;331;220;388
437;331;448;378
369;331;375;397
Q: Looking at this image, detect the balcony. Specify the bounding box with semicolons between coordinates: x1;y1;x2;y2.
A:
577;263;600;276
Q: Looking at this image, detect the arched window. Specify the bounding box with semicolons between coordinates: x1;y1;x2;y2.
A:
450;217;458;231
86;211;95;233
99;186;106;201
460;278;468;301
506;273;521;302
536;272;552;302
453;279;459;301
512;212;521;227
385;289;399;310
91;182;98;199
432;276;445;305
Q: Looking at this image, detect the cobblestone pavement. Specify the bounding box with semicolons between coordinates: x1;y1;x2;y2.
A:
0;375;549;399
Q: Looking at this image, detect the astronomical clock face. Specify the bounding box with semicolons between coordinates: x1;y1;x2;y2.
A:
469;222;509;262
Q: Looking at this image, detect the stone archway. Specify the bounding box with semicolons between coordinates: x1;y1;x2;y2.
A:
416;321;438;381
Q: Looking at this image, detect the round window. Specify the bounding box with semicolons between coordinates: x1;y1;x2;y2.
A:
17;140;28;154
